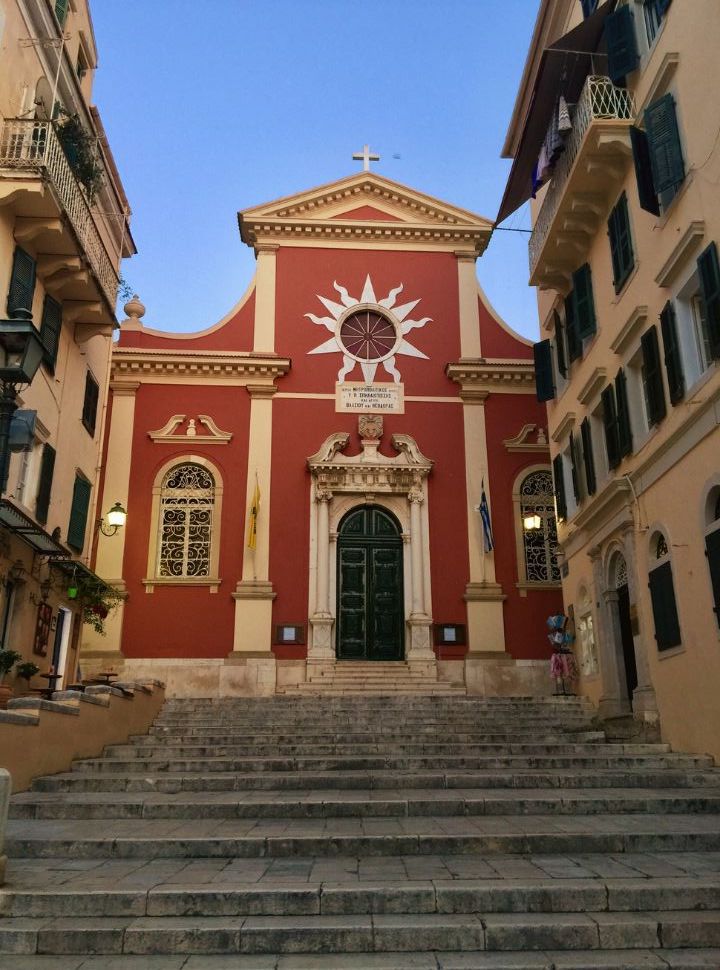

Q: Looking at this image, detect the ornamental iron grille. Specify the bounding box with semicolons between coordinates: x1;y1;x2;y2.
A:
520;471;560;582
613;553;628;589
655;533;669;560
157;464;215;578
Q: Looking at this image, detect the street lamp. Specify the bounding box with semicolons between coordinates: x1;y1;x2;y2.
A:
97;502;127;537
0;312;44;491
523;513;542;531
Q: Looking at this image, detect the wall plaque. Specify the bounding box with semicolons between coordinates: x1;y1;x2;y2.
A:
336;382;404;414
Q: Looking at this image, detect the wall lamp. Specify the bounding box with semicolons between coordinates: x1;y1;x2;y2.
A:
97;502;127;537
523;513;542;531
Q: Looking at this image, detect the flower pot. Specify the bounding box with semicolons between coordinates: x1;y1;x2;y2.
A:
67;587;78;599
0;684;13;710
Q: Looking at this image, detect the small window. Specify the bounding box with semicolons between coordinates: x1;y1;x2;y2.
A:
640;326;667;427
520;471;560;582
601;384;621;470
643;0;670;45
608;193;634;293
39;295;62;370
157;463;215;579
692;295;712;373
67;473;92;552
81;372;99;436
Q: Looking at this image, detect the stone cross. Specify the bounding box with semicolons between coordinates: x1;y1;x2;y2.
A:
352;144;380;172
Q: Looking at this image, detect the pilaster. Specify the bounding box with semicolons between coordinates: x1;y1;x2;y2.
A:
253;245;278;353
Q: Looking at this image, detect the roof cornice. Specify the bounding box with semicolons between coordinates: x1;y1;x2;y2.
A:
111;348;291;383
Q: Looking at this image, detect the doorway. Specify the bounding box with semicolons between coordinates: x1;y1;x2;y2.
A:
336;506;404;661
51;607;73;689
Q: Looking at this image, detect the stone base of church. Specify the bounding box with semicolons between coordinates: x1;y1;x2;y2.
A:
464;654;552;697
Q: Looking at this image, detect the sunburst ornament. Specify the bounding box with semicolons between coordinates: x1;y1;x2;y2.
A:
305;275;431;384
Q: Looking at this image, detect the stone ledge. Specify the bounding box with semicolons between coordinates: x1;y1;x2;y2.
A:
0;709;39;726
7;698;79;716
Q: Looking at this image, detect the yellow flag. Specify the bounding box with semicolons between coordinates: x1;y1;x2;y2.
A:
247;480;260;550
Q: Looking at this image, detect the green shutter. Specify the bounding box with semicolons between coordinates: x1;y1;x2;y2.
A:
605;4;639;84
660;301;684;405
569;432;581;504
35;442;55;525
533;340;555;402
54;0;68;25
552;454;567;522
7;246;36;317
697;242;720;360
601;385;620;470
82;373;99;435
581;0;598;17
615;368;633;459
39;295;62;369
658;0;672;14
645;94;685;196
554;309;567;379
608;193;634;292
580;417;596;496
648;561;681;650
705;527;720;629
630;126;660;215
565;292;582;362
641;326;667;426
572;264;597;340
67;475;92;551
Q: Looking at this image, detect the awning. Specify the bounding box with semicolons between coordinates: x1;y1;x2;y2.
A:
0;499;69;556
51;558;112;591
496;0;616;226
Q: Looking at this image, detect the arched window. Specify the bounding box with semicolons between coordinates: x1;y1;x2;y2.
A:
157;463;215;579
576;587;598;677
648;529;681;651
519;470;560;583
703;486;720;629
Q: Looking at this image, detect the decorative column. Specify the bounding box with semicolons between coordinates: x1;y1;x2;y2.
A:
406;484;435;668
621;527;658;720
308;487;334;663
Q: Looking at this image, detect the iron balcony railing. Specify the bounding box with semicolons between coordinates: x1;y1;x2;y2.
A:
528;76;635;275
0;118;120;307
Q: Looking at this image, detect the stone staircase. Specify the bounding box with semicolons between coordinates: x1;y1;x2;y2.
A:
2;694;720;968
280;661;466;695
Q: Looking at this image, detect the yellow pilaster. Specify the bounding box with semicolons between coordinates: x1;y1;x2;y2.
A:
253;245;278;353
456;253;482;358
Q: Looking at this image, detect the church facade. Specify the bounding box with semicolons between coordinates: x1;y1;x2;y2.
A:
84;172;562;696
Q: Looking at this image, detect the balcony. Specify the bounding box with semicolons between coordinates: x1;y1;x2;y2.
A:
0;119;121;316
528;76;635;290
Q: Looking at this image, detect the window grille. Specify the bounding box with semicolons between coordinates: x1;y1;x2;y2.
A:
157;464;215;578
520;471;560;582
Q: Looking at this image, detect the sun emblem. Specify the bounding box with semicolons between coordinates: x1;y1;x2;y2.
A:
305;275;431;384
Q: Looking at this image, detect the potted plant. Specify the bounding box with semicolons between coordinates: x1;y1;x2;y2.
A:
16;661;40;694
0;648;21;708
53;108;104;202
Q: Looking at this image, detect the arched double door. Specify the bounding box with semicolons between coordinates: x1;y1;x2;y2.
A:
336;506;404;661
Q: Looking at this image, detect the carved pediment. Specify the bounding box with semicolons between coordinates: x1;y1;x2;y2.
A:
148;414;233;444
307;429;433;495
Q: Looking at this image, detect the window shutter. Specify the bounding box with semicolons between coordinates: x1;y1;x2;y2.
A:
657;0;672;14
608;193;634;292
35;442;56;525
572;264;597;340
39;295;62;369
630;126;660;216
601;385;620;470
565;292;582;362
705;527;720;629
605;4;640;85
580;417;596;496
554;309;567;379
569;432;581;503
580;0;598;17
641;326;667;426
697;242;720;360
659;301;684;405
645;94;685;196
54;0;68;25
67;475;92;551
7;246;36;317
615;368;633;459
552;454;567;522
648;560;681;650
82;373;99;435
533;340;555;402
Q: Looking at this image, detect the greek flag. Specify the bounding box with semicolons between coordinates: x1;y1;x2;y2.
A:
479;480;494;553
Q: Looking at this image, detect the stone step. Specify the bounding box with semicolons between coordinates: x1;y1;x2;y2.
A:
142;730;607;743
7;814;720;858
32;767;720;793
11;788;720;820
2;910;720;954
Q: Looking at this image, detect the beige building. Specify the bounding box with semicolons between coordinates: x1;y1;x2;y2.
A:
0;0;133;695
501;0;720;759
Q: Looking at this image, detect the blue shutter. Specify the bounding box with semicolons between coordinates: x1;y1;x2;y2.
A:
67;475;92;551
615;368;633;459
645;94;685;196
39;295;62;369
533;340;555;402
580;417;596;496
35;443;55;524
641;326;667;426
697;243;720;360
659;301;684;405
605;5;640;85
552;454;567;522
630;126;660;216
581;0;598;17
648;561;681;650
572;264;597;340
601;385;620;470
7;246;36;317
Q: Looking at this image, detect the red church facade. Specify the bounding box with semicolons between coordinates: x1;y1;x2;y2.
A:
85;173;562;696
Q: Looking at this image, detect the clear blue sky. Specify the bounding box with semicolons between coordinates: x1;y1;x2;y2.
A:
91;0;538;339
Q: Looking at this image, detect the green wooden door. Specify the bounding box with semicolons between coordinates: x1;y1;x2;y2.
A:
337;507;404;661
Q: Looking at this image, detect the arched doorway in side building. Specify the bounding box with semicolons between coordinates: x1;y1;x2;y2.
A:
336;506;404;661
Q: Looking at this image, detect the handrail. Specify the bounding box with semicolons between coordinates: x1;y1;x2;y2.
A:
0;119;120;307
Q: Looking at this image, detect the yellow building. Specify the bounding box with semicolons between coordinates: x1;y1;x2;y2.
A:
0;0;133;696
501;0;720;758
